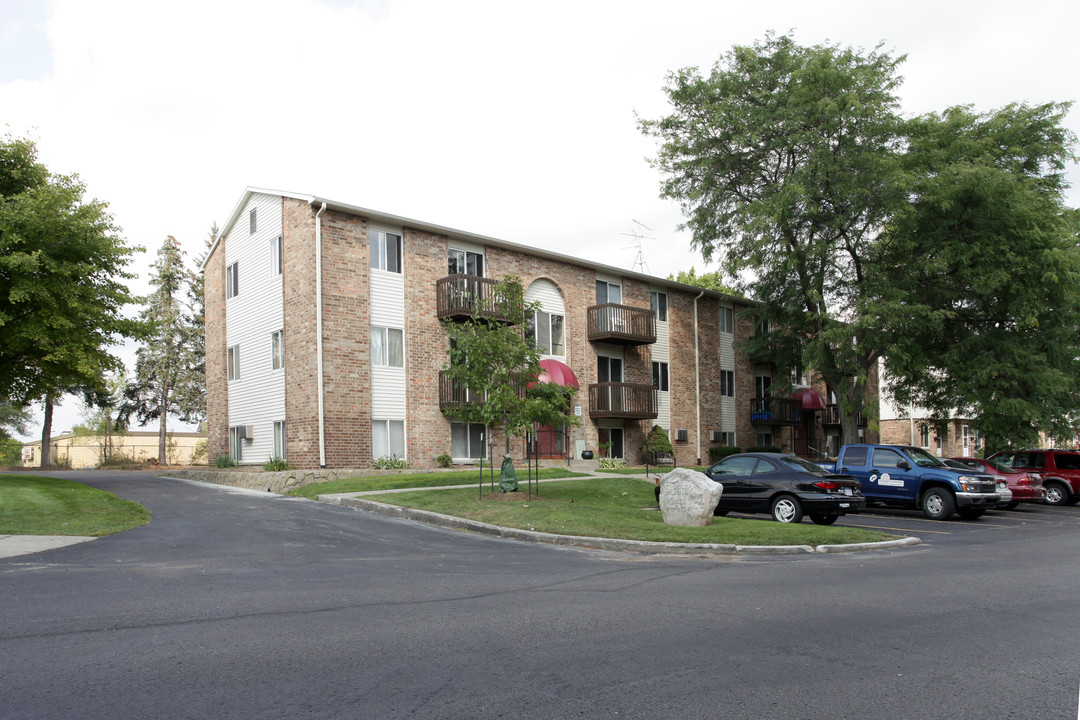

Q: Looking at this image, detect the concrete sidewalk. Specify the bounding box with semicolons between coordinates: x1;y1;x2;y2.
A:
0;534;96;559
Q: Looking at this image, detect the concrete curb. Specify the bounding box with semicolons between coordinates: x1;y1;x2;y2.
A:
324;494;922;556
0;534;97;559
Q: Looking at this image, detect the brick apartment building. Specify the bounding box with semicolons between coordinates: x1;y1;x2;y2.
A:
204;188;871;469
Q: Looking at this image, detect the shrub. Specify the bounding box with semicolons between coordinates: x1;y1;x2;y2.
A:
598;457;628;469
708;445;743;462
215;455;237;468
190;439;208;465
745;445;782;453
372;455;408;470
436;453;453;468
263;456;292;472
643;425;673;458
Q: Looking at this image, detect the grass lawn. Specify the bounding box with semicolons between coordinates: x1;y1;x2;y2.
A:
353;477;899;546
0;474;151;536
286;467;590;499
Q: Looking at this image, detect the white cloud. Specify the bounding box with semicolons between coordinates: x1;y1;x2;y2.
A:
3;0;1078;439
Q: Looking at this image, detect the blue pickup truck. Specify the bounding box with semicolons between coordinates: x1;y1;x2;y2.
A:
820;444;1000;520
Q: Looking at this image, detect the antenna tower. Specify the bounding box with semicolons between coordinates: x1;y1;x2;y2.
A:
621;220;654;274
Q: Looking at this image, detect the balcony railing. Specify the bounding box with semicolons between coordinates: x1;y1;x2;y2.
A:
436;274;504;322
749;396;802;426
586;303;656;345
823;404;869;428
588;382;658;419
439;371;485;411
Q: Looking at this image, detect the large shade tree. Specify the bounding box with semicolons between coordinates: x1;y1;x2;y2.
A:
641;34;1080;447
0;133;141;465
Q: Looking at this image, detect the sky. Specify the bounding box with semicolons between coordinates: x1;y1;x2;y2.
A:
2;0;1078;441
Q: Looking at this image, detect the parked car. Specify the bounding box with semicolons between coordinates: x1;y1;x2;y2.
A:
988;449;1080;506
702;452;865;524
949;457;1046;510
942;458;1011;508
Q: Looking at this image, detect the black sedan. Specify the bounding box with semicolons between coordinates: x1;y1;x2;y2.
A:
705;453;865;524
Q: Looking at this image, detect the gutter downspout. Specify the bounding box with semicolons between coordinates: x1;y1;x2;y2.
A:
315;202;327;468
694;290;704;466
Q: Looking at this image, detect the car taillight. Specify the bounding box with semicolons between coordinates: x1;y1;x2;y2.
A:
813;481;842;490
1017;475;1034;485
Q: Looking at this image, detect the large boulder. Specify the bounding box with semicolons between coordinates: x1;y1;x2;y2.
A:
658;468;722;526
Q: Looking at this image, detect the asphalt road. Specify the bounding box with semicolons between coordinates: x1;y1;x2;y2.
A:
3;471;1079;720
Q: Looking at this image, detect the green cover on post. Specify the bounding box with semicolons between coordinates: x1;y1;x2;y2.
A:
498;455;518;493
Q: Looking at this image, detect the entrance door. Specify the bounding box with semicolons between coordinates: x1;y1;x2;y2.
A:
793;413;813;456
598;427;624;459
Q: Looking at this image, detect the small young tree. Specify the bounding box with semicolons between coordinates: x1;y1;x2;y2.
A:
441;275;579;457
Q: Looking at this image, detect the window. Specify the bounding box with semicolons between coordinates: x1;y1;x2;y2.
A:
229;426;243;462
651;291;668;321
844;446;868;466
448;248;483;276
249;208;257;235
719;306;734;334
721;370;735;398
790;367;808;386
227;345;240;381
872;448;904;468
598;427;624;458
373;419;405;459
270;235;282;276
529;311;565;356
226;262;238;299
271;330;284;370
652;361;669;391
273;421;286;459
756;432;773;447
920;424;930;447
370;229;402;273
596;280;621;304
372;327;404;367
451;422;487;460
962;425;970;455
755;375;772;398
598;355;623;383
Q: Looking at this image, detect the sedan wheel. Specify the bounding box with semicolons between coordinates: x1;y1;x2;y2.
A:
771;495;803;523
1044;482;1069;506
809;513;839;525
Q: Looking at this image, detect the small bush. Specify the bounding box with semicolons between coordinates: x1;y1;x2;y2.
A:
708;446;743;462
215;455;237;468
190;439;209;465
745;445;782;453
264;456;292;472
598;457;628;469
372;455;409;470
436;453;453;469
643;425;673;458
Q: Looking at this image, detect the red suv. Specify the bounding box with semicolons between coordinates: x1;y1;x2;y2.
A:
988;449;1080;506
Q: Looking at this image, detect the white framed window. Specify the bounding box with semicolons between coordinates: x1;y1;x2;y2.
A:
598;355;623;383
719;306;734;334
227;345;240;381
598;426;624;459
372;327;404;367
721;370;735;397
229;426;243;461
226;262;238;299
448;248;483;276
270;235;282;276
790;367;808;386
962;425;971;455
273;421;286;459
755;375;772;398
529;311;565;357
651;291;668;321
370;229;402;273
920;424;930;447
596;280;622;304
652;361;669;391
373;419;405;460
451;422;487;460
718;431;736;447
271;330;284;370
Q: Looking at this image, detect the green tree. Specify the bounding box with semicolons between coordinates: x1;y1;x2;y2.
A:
119;235;198;464
173;225;215;427
882;105;1080;452
441;275;579;457
641;34;906;444
0;132;142;466
73;375;128;466
667;267;742;297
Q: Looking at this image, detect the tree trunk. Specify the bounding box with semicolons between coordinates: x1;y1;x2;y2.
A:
159;402;168;465
40;398;53;468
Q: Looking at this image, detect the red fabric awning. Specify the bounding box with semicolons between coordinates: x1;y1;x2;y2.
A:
535;359;580;389
793;388;826;410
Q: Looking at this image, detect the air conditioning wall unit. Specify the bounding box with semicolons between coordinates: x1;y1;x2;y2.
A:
244;425;255;440
676;429;689;442
710;430;722;443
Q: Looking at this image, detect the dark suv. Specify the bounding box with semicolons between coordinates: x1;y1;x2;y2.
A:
988;449;1080;506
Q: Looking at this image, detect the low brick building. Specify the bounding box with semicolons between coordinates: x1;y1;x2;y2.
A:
204;188;871;469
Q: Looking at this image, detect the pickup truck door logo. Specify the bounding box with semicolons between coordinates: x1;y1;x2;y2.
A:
870;472;905;487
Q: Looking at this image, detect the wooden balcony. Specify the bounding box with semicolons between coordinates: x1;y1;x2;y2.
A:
750;397;802;426
586;303;656;345
588;382;658;419
436;274;504;322
439;371;484;411
823;404;869;429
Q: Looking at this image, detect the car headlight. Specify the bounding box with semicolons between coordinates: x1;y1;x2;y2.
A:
957;475;986;491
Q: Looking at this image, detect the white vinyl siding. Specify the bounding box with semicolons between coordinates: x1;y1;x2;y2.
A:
371;235;406;422
654;312;670;433
525;279;566;360
720;305;736;434
225;192;285;464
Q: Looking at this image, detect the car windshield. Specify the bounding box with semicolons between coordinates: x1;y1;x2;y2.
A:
904;447;947;467
981;459;1013;474
778;456;830;476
